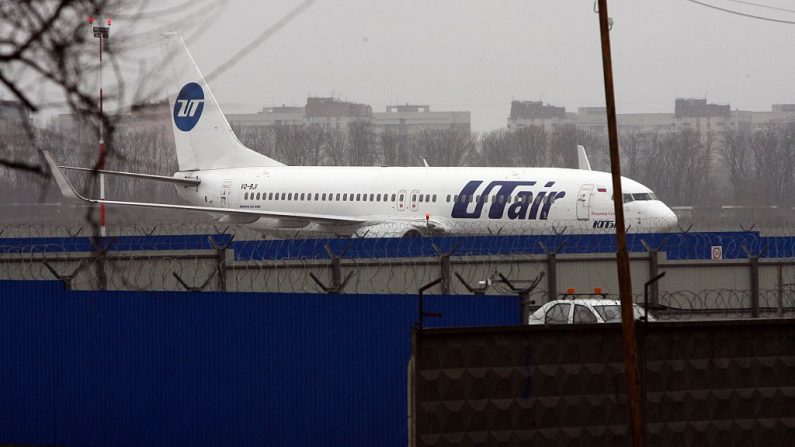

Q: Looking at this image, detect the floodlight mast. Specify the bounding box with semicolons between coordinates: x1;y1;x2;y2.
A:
88;16;110;236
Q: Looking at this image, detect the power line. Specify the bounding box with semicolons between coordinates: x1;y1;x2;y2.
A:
206;0;318;82
719;0;795;14
685;0;795;24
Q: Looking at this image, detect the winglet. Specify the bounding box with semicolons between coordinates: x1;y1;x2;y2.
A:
43;151;87;202
577;145;592;171
422;158;430;168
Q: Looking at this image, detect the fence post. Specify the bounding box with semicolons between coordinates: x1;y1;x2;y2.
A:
308;244;354;294
539;241;566;303
742;244;766;318
209;234;234;292
778;264;784;317
750;255;759;318
497;272;545;323
89;235;113;290
641;238;667;308
432;243;460;295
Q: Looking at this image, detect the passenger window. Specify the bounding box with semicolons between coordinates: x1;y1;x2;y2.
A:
307;193;311;201
412;194;417;202
281;193;286;200
369;194;374;201
425;194;430;202
432;194;437;202
268;193;273;200
244;192;249;200
300;193;305;200
343;193;348;201
315;193;319;200
446;195;451;203
574;305;598;324
336;193;341;201
376;194;381;201
419;195;424;203
545;303;571;324
256;192;261;200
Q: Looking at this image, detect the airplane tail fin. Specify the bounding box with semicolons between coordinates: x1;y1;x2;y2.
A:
160;33;284;171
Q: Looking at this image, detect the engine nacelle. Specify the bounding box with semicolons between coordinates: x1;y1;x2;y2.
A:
354;223;422;238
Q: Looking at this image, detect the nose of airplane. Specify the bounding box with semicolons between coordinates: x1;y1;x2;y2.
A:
655;202;678;231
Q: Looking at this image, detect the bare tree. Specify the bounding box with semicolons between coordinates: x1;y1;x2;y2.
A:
720;125;753;204
380;129;400;166
548;124;579;168
322;127;348;166
751;123;795;206
347;119;377;166
409;128;473;167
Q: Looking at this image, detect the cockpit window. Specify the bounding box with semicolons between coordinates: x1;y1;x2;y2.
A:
623;192;658;203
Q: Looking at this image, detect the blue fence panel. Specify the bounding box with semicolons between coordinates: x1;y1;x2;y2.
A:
0;234;233;254
0;281;519;447
0;231;787;260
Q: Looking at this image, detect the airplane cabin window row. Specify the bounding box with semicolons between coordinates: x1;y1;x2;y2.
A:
241;192;402;202
445;194;551;204
240;191;559;205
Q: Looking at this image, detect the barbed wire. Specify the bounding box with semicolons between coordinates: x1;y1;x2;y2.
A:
2;221;795;320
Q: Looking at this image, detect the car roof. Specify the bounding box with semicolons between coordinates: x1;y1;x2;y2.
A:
547;299;634;306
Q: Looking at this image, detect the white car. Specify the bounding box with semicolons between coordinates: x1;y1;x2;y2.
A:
527;299;655;325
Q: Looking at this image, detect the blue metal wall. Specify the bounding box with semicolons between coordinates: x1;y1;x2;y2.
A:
0;281;519;447
0;231;788;260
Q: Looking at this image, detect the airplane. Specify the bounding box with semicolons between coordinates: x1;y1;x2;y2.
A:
45;33;678;238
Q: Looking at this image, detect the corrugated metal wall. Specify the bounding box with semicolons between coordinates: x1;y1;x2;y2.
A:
0;281;519;447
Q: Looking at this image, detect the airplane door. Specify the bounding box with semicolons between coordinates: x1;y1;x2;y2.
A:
397;189;407;211
221;181;233;208
576;184;594;220
409;190;420;212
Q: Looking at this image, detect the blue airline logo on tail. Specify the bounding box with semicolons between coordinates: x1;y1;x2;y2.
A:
173;82;205;131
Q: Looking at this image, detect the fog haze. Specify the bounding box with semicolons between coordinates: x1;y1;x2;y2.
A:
136;0;795;131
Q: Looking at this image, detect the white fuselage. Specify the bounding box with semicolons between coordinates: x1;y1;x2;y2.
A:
175;165;677;236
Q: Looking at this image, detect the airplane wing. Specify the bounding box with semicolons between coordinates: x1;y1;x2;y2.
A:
43;151;366;226
59;165;201;186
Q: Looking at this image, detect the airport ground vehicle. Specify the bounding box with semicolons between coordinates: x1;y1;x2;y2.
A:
527;296;655;325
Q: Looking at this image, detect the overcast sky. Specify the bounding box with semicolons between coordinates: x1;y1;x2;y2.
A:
96;0;795;131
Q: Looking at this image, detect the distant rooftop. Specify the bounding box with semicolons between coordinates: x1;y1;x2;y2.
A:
260;105;304;114
510;100;566;120
675;98;730;118
305;97;372;118
386;104;430;113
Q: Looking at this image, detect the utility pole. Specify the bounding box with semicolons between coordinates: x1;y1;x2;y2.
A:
595;1;645;446
88;16;111;237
